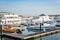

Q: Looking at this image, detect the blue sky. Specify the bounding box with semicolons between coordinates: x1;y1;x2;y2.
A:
0;0;60;16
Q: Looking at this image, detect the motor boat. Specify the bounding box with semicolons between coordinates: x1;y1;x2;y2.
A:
2;27;25;33
27;20;57;30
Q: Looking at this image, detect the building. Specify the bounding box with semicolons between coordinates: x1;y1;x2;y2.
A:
48;15;60;22
0;12;22;26
21;16;33;24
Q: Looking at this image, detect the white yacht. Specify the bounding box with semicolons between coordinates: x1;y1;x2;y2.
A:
27;20;56;29
27;15;57;30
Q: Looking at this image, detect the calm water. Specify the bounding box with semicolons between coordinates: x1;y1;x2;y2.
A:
35;33;60;40
0;37;1;40
1;26;60;40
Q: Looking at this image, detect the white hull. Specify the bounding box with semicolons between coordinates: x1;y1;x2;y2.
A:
27;26;55;30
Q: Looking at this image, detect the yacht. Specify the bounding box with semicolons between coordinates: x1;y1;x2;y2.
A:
27;16;57;30
27;20;56;29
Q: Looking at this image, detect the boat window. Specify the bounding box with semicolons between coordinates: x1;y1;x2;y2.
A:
47;21;52;24
44;21;53;24
44;21;47;23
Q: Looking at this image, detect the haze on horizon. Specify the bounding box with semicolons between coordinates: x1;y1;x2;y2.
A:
0;0;60;16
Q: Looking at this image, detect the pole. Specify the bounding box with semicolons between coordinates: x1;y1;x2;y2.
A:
40;23;41;31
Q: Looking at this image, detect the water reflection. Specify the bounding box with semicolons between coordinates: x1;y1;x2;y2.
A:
35;33;60;40
0;36;2;40
2;37;13;40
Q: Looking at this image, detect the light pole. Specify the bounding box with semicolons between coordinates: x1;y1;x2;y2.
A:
39;17;43;32
40;23;42;31
39;17;44;32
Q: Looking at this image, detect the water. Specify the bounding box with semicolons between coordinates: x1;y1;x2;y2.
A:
34;33;60;40
0;36;2;40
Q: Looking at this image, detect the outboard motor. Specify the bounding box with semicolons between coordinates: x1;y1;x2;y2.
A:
17;29;22;34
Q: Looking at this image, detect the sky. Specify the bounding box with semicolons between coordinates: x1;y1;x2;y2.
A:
0;0;60;16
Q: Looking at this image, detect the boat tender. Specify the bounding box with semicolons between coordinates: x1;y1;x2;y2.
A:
2;27;25;33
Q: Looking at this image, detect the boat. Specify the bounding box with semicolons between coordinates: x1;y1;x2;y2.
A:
27;15;57;31
2;27;25;33
27;20;56;30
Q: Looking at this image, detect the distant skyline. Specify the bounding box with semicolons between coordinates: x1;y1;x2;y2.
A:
0;0;60;16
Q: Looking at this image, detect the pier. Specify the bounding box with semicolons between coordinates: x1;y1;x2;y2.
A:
1;28;60;40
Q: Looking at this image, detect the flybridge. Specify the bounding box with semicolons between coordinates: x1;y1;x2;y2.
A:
32;15;54;24
39;16;54;21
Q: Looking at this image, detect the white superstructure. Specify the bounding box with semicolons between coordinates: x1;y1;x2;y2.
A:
0;12;22;26
32;16;54;24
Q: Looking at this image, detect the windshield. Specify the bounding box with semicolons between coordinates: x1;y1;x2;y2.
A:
44;21;54;24
47;21;53;24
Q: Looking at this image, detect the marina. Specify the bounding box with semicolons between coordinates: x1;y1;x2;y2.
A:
0;0;60;40
0;12;60;40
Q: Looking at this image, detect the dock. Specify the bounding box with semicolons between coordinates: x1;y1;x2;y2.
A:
1;28;60;40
